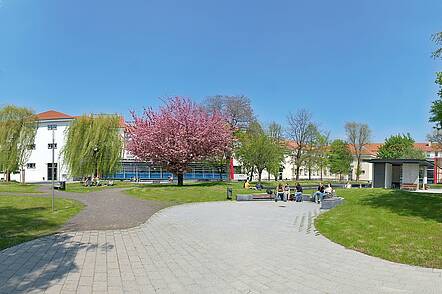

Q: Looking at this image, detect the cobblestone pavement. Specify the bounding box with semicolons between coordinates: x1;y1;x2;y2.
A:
0;201;441;294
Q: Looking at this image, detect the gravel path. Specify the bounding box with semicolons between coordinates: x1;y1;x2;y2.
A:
0;185;170;231
0;201;441;293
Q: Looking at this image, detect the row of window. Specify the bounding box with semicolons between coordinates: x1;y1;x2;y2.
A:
27;143;57;150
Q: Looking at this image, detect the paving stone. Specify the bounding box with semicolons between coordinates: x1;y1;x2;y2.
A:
0;201;441;293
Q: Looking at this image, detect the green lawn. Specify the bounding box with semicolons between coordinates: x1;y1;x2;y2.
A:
125;181;264;203
429;183;442;189
64;181;136;193
0;196;84;250
315;188;442;268
0;182;41;193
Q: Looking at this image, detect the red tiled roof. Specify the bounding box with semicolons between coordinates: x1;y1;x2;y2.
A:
36;110;74;120
286;141;442;155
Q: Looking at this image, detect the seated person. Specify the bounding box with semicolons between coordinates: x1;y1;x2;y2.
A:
244;180;251;189
345;181;352;189
283;183;290;201
255;182;263;190
324;183;334;198
312;182;325;204
275;183;285;202
295;182;303;202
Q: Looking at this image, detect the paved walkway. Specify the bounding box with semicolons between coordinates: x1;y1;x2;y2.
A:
1;186;169;231
0;201;441;294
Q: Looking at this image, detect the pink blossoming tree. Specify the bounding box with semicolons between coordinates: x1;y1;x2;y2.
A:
126;97;234;186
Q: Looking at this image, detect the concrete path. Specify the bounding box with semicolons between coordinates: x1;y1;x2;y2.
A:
0;201;441;294
0;185;169;231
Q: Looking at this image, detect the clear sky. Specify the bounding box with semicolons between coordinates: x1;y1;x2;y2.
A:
0;0;441;141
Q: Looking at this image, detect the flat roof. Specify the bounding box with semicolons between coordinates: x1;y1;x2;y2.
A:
366;159;434;166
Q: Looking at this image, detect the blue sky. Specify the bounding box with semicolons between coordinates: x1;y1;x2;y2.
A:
0;0;441;141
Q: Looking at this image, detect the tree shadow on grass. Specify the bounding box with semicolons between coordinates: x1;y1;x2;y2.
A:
360;190;442;223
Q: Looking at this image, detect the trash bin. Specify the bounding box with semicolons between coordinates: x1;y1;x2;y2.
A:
59;181;66;191
226;187;232;200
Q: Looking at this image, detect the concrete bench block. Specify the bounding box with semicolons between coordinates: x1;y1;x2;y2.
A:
320;197;344;210
236;194;254;201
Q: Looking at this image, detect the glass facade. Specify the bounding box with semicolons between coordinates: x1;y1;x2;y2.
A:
110;160;227;180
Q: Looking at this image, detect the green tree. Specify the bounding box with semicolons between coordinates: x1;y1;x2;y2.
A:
427;32;442;143
63;114;123;179
328;139;352;180
377;134;425;159
432;32;442;59
0;105;37;183
265;122;287;180
315;131;330;181
236;122;285;183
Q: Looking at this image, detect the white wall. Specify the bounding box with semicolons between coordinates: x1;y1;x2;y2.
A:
384;163;392;188
10;119;72;183
402;163;419;184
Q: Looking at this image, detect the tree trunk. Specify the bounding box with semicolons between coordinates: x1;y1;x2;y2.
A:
225;155;231;182
177;173;184;186
320;166;323;181
258;169;263;183
308;165;312;180
21;167;25;184
356;157;361;181
5;170;10;182
296;166;300;181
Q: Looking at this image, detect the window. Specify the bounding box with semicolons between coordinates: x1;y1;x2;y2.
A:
48;124;57;130
27;163;36;169
27;144;36;150
48;143;57;149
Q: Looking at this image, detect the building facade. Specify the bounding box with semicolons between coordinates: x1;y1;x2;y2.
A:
5;109;442;183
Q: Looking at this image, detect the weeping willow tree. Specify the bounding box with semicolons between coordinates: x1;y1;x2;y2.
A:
0;105;37;182
63;114;123;179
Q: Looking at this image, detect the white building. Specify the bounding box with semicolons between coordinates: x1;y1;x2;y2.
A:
5;110;442;184
9;110;74;183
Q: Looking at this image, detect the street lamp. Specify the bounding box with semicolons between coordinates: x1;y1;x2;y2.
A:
48;125;56;212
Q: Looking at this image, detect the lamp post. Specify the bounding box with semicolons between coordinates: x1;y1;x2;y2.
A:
49;125;56;212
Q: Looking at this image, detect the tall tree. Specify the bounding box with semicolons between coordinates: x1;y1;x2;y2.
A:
127;97;233;186
63;114;123;180
432;32;442;59
328;139;353;180
377;134;425;159
303;124;319;180
315;131;330;181
428;33;442;144
345;122;371;181
204;95;255;130
265;122;287;180
204;95;255;180
0;105;37;183
236;122;285;183
286;110;316;180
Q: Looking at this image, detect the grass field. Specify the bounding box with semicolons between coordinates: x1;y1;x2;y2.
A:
0;196;83;250
0;182;41;193
64;181;136;193
125;181;265;203
315;188;442;268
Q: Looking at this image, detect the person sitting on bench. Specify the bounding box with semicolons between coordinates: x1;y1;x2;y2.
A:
275;183;285;202
312;182;325;204
324;183;334;198
295;182;303;202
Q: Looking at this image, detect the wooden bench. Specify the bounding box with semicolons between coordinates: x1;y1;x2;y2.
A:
400;183;418;191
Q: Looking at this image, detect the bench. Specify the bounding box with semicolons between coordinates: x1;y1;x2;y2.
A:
320;197;344;209
400;183;418;191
